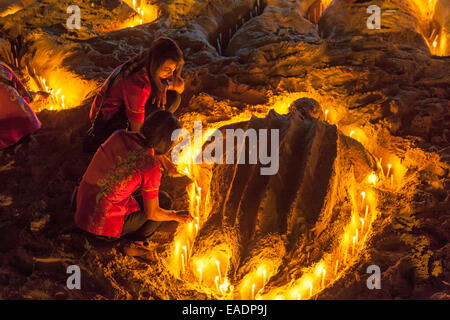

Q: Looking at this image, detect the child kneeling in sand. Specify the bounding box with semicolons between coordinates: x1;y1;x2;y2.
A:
75;110;192;255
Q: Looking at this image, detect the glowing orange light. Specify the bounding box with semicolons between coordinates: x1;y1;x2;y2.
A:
352;236;356;255
198;267;203;284
216;260;222;281
368;173;377;185
215;276;220;291
181;253;185;274
386;163;392;178
321;269;326;288
251;283;256;300
308;281;313;298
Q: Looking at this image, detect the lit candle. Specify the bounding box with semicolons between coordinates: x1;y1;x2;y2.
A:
350;131;355;137
433;41;437;48
187;240;191;256
308;281;313;298
352;236;356;255
140;19;143;24
215;276;219;291
181;253;185;274
360;218;364;233
386;164;392;179
251;283;256;300
324;109;329;121
182;246;187;264
364;205;369;221
343;244;347;264
321;269;326;288
216;260;221;281
198;267;202;284
297;293;301;300
369;173;377;185
195;223;198;234
262;269;267;285
133;0;135;8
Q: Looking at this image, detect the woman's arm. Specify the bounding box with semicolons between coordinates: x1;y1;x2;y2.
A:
144;197;192;223
129;119;143;132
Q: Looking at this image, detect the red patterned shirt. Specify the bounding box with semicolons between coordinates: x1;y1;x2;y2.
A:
75;130;161;238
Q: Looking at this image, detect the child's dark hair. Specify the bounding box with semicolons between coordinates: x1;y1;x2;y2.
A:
140;110;181;155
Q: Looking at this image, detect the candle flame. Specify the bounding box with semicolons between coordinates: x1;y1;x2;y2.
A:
198;267;202;283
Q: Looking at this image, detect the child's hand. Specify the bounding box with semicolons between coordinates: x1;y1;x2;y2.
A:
172;210;193;223
30;91;50;101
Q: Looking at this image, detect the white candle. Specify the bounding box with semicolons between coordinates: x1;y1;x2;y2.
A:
343;244;347;264
216;260;221;281
198;267;202;284
181;253;185;274
215;276;219;291
324;109;329;121
361;191;365;207
352;236;355;255
321;269;326;288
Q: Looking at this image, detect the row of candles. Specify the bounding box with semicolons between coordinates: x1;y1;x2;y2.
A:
173;106;398;299
130;0;146;27
254;106;399;300
26;66;66;111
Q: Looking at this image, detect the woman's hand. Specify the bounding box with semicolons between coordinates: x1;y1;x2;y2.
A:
151;79;169;109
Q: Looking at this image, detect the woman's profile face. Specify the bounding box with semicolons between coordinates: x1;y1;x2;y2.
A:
157;59;177;80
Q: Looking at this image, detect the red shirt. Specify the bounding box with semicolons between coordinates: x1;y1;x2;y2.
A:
0;64;41;149
90;64;151;125
75;130;161;238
